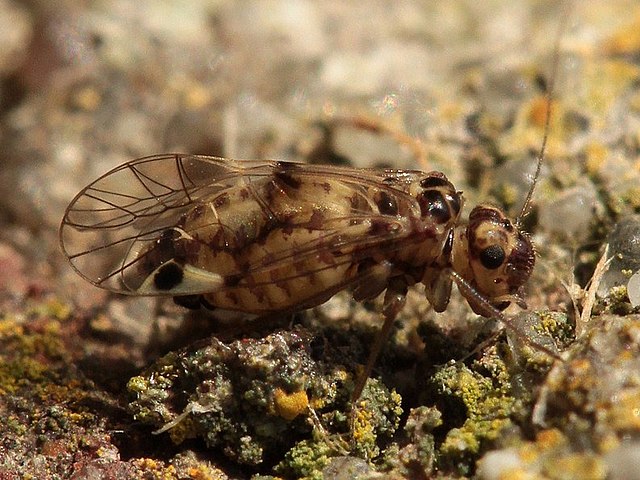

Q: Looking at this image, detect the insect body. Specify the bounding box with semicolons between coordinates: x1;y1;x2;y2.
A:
60;154;534;320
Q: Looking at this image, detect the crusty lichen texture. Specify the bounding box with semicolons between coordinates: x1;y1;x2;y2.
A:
477;314;640;480
127;328;402;469
0;299;123;478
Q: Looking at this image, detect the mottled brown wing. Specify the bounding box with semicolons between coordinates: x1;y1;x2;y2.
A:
60;154;424;295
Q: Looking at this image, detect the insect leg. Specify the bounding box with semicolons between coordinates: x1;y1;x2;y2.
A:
352;260;394;302
351;276;408;404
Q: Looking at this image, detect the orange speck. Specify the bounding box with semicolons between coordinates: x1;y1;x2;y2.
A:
528;96;555;129
273;388;309;421
602;10;640;55
535;428;567;449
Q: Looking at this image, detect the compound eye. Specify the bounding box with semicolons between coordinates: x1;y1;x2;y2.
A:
479;244;505;269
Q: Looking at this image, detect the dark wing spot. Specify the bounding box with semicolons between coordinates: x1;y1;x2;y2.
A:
418;190;451;224
206;228;226;250
154;261;184;290
139;229;183;278
185;204;206;222
281;212;296;235
213;192;230;209
420;174;451;189
307;209;325;231
234;223;251;248
374;191;398;216
318;248;337;265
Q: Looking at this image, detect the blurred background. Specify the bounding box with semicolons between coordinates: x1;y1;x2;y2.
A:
1;1;640;477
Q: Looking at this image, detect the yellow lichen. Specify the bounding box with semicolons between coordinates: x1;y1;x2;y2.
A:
273;388;309;421
602;9;640;55
606;388;640;431
132;458;178;480
535;428;567;450
545;453;606;480
169;416;198;445
584;142;608;176
352;400;375;446
0;319;24;339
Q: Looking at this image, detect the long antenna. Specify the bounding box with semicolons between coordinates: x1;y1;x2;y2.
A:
517;3;573;225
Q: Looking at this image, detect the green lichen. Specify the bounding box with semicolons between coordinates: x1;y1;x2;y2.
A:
0;298;125;478
430;349;516;474
606;285;634;315
128;329;336;465
503;311;570;375
275;438;334;480
25;298;72;323
128;328;404;473
274;377;402;480
350;379;403;460
589;283;638;317
379;406;442;477
127;352;180;424
536;311;572;345
477;315;640;479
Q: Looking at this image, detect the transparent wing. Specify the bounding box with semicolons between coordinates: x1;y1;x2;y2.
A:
60;154;426;295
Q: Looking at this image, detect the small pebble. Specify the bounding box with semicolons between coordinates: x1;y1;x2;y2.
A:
322;456;371;480
627;271;640;308
598;215;640;296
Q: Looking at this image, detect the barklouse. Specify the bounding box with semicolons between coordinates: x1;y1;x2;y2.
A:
61;156;541;318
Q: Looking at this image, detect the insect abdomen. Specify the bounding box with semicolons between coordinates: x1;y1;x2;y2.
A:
168;172;390;313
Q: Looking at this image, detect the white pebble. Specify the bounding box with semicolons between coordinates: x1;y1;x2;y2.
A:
476;449;523;480
627;271;640;308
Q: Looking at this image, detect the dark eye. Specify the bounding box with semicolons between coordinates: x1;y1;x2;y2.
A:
479;245;505;269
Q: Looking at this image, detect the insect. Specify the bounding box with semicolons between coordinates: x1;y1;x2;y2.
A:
60;149;543;399
60;154;538;319
65;145;545;309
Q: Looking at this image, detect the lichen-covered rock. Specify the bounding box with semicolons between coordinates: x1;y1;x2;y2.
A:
128;327;403;468
478;314;640;480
